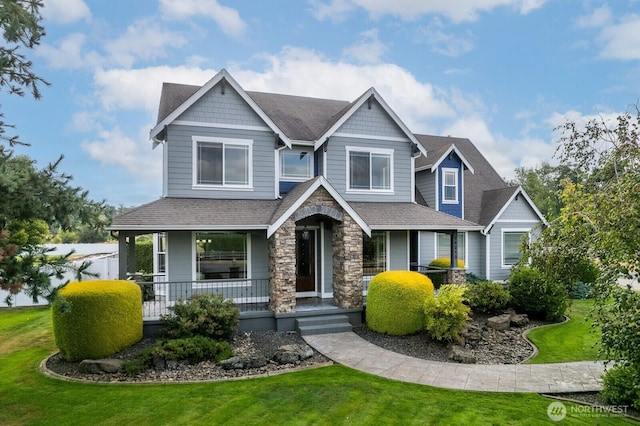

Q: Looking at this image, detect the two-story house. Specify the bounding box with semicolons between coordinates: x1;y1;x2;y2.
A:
109;69;545;332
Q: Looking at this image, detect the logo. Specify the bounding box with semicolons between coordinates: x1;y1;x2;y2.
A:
547;401;567;421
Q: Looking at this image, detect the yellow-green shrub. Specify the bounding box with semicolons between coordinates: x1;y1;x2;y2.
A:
429;257;465;268
424;284;470;342
366;270;434;335
52;280;143;361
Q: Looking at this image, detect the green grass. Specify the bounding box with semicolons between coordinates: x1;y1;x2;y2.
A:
0;307;635;425
526;299;601;364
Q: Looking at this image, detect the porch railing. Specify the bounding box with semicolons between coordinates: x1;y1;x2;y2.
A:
138;278;270;319
411;263;449;289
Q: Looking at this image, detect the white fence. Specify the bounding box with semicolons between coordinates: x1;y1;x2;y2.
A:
0;244;119;308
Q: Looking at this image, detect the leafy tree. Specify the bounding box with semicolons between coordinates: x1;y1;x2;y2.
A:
510;162;583;219
527;105;640;386
0;1;108;305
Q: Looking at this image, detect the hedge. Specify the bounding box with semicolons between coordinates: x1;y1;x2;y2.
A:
366;270;434;335
52;280;143;361
428;257;465;269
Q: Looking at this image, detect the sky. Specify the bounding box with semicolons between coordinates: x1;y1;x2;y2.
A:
5;0;640;207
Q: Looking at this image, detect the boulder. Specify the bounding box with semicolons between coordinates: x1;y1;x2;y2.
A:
510;313;529;327
219;356;268;370
448;345;477;364
272;344;314;365
487;314;511;331
78;359;124;374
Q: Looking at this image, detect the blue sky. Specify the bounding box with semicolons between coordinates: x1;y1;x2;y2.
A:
6;0;640;207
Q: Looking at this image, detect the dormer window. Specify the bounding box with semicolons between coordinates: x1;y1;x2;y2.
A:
347;146;393;192
281;150;312;181
442;168;458;203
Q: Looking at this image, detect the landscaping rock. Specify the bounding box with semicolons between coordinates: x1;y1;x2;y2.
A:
78;359;124;374
487;314;511;331
219;356;268;370
510;313;529;327
448;345;477;364
272;344;314;364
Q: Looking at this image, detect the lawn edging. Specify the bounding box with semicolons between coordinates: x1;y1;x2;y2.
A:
520;314;570;364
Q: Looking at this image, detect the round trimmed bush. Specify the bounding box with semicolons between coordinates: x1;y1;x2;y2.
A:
366;270;434;335
428;257;465;268
52;280;143;361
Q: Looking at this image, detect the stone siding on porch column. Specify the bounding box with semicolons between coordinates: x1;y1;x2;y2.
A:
445;268;467;285
268;217;296;313
332;213;363;309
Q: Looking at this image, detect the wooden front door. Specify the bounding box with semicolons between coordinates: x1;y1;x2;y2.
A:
296;230;315;292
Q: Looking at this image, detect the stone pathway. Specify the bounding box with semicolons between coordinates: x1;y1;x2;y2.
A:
304;332;606;393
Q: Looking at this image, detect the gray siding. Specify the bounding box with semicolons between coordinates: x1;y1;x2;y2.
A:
167;231;193;282
488;223;540;281
324;135;413;202
418;231;436;266
415;170;436;208
337;99;406;139
499;197;541;221
177;82;265;128
165;124;276;199
250;231;269;279
466;231;485;279
389;231;409;270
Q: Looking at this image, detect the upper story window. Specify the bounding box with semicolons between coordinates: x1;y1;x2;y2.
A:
280;150;312;181
193;136;252;188
347;146;393;192
442;168;458;203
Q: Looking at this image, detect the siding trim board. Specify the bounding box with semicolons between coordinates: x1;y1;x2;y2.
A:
173;120;272;133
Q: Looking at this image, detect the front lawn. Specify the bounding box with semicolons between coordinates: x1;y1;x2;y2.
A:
526;299;600;364
0;307;634;425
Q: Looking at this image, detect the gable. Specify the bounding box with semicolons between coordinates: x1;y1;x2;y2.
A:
177;81;266;129
497;195;541;222
336;98;407;140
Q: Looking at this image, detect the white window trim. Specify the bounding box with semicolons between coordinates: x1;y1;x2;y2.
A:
345;146;394;194
192;231;252;287
442;167;458;204
501;228;531;269
280;148;313;181
192;136;253;190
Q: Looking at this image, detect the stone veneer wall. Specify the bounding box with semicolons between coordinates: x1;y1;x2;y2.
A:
445;268;467;285
332;213;363;309
268;217;296;313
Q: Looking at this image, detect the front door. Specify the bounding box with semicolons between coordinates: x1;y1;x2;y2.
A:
296;230;315;292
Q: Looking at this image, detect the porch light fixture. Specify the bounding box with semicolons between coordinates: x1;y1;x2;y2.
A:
302;227;310;241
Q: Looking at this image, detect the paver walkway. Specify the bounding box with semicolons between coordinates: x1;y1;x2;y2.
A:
304;332;606;393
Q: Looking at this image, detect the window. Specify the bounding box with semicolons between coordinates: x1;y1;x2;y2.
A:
196;232;248;280
347;147;392;192
436;232;466;264
155;233;166;275
502;231;528;267
442;168;458;203
281;150;312;180
193;137;252;188
363;231;387;275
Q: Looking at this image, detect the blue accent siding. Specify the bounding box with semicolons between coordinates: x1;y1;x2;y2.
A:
437;153;463;218
279;181;300;194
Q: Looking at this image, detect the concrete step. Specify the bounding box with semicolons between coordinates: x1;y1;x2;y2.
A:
296;314;353;336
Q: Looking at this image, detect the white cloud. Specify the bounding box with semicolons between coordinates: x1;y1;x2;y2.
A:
309;0;547;23
42;0;91;24
37;33;94;70
415;18;474;57
81;127;162;180
104;19;188;68
93;66;214;113
342;29;388;64
598;14;640;60
574;5;612;29
159;0;246;37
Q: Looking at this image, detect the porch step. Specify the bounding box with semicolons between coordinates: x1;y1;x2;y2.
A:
296;314;353;336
